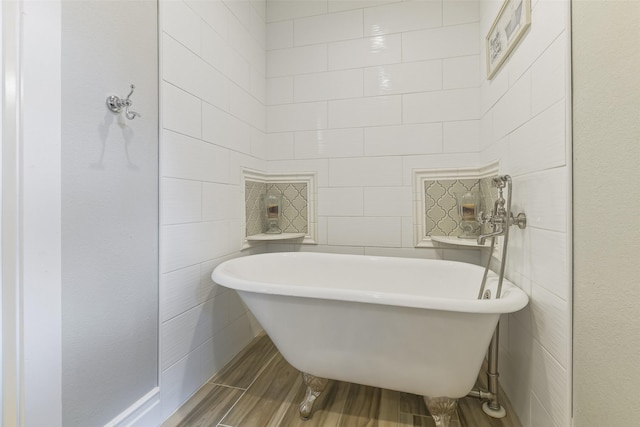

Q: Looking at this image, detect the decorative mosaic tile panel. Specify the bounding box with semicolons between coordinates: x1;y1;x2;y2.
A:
244;180;308;236
245;181;267;236
424;179;481;237
267;183;308;234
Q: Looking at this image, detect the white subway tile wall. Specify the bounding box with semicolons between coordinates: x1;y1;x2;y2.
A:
159;1;572;427
479;1;571;427
160;0;266;420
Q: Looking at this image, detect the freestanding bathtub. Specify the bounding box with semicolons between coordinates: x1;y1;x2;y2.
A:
212;252;528;425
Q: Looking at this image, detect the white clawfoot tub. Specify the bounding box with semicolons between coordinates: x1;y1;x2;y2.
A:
212;252;528;425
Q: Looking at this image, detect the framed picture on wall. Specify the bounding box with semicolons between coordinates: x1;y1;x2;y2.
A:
486;0;531;79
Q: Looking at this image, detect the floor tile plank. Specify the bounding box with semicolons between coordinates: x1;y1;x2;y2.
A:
219;353;300;426
210;333;278;389
166;334;523;427
162;383;244;427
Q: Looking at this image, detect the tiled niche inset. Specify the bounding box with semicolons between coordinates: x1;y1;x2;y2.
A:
413;162;499;247
242;169;317;246
245;181;308;236
425;179;481;237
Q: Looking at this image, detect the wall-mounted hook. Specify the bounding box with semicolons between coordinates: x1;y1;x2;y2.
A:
106;84;140;120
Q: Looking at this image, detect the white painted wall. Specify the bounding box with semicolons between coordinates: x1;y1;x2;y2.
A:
158;0;267;419
265;0;482;263
16;2;63;426
60;2;159;426
572;2;640;425
478;1;571;426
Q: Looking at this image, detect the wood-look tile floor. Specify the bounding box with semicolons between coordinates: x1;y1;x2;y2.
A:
163;334;523;427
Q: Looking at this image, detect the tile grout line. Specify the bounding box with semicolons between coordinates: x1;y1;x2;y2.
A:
215;350;281;427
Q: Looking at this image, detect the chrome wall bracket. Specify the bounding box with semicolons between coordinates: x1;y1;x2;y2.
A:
106;84;140;120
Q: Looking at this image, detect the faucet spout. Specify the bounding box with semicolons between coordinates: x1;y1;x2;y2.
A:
477;228;504;245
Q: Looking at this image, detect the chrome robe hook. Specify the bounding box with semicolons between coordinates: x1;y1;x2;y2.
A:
106;84;140;120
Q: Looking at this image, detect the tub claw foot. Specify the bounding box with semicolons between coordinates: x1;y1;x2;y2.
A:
424;396;458;427
299;373;328;420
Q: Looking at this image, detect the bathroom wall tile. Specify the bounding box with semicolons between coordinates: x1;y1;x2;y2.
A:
328;217;402;247
329;156;402;187
160;265;203;322
403;23;479;62
531;341;569;427
266;0;327;23
531;35;567;117
507;0;568;84
266;132;295;160
227;290;249;323
507;100;566;177
364;186;412;217
267;101;327;133
161;221;228;273
210;219;242;259
443;0;479;25
364;123;442;156
202;23;251;91
328;34;401;70
267;159;329;187
492;71;531;140
503;320;533;427
227;14;265;74
266;182;309;234
479;110;493;150
164;34;231;112
400;153;478;186
266;77;293;105
530;283;570;369
294;9;363;46
403;88;480;124
316;217;328;245
251;0;266;20
267;44;327;77
161;294;228;370
186;0;228;39
225;0;265;49
318;187;364;217
202;102;252;154
363;1;442;36
294;69;363;102
202;183;240;221
245;180;266;236
516;168;567;233
162;83;202;139
162;130;230;183
480;64;509;115
328;0;401;13
229;85;266;131
363;60;442;96
162;0;202;54
162;178;202;225
529;228;569;301
161;317;256;420
250;68;267;106
443;55;480;90
443;120;479;153
531;392;558;427
266;20;293;50
295;128;364;159
329;95;402;129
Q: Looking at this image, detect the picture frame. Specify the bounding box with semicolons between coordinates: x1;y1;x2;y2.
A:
485;0;531;80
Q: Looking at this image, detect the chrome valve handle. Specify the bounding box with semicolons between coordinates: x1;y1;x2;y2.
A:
106;84;140;120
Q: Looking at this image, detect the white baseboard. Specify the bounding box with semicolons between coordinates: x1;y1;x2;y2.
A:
104;387;161;427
